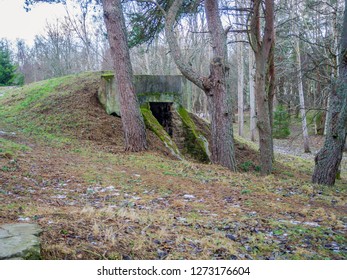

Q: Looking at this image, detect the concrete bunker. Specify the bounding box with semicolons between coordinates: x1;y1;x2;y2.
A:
98;72;210;162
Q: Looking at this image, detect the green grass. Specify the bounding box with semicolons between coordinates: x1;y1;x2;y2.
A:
0;138;31;159
0;72;98;146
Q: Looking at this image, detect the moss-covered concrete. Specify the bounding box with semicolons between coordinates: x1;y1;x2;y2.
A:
137;92;178;104
98;73;191;115
176;105;210;163
99;73;210;163
141;106;182;160
98;74;120;116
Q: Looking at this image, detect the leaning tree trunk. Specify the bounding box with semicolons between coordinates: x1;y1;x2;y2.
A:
312;0;347;185
165;0;236;171
102;0;147;151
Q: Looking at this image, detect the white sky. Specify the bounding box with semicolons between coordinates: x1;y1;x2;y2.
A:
0;0;66;45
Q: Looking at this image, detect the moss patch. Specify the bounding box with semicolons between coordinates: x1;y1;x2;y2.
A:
141;106;182;159
176;105;210;163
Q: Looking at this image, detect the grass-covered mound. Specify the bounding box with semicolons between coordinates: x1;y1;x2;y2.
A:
0;72;346;260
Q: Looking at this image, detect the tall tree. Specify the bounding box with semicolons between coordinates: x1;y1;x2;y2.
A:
102;0;147;151
292;0;310;153
164;0;236;171
249;0;275;175
295;38;311;153
237;0;244;137
312;0;347;186
249;47;256;142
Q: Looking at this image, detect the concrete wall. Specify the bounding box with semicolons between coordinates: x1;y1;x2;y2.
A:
98;73;193;116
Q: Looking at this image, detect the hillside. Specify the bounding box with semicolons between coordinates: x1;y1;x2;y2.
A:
0;72;346;260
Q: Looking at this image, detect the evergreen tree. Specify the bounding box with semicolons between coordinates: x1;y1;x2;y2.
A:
273;105;290;139
0;41;16;86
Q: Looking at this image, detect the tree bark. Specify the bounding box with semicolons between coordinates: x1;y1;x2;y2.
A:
267;41;275;160
249;47;256;142
250;0;275;175
312;0;347;185
237;4;244;137
292;0;310;153
165;0;236;171
255;53;273;175
295;39;311;153
102;0;147;151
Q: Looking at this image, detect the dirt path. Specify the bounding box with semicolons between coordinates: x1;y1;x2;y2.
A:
274;136;347;174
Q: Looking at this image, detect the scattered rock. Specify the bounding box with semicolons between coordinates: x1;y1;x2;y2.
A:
303;221;319;227
18;217;31;222
226;233;237;241
157;249;168;259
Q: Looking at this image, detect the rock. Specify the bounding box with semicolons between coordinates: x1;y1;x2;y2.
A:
157;249;168;259
183;194;195;199
226;233;237;241
0;223;42;260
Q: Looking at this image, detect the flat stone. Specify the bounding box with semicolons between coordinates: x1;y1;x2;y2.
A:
0;228;11;238
0;223;42;260
1;223;41;236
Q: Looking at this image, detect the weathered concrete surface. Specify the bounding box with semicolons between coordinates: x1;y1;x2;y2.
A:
98;73;192;116
0;223;42;260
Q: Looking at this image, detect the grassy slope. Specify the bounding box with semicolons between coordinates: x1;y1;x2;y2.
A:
0;72;346;260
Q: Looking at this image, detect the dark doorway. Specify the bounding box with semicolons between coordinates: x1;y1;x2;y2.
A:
149;102;173;136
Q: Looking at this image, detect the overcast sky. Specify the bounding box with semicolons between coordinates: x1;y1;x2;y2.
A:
0;0;66;45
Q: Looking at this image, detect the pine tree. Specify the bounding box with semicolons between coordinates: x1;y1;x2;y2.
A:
0;42;16;86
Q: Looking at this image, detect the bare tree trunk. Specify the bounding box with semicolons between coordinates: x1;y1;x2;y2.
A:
237;5;244;137
249;47;256;142
102;0;147;151
250;0;275;175
204;0;236;170
312;0;347;185
295;39;311;153
267;41;275;160
165;0;236;171
255;53;273;174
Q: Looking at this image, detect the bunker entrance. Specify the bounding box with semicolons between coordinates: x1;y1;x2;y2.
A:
149;102;173;136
